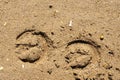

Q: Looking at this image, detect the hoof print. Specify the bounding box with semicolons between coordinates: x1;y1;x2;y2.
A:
65;39;100;69
15;29;53;63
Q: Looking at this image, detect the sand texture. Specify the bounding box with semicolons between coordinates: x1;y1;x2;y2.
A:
0;0;120;80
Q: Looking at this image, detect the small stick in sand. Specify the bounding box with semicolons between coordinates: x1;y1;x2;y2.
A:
69;20;73;27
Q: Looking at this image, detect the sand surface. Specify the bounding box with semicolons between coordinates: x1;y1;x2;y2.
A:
0;0;120;80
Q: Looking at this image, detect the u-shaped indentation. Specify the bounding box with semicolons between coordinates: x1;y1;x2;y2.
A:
64;39;101;69
15;29;53;63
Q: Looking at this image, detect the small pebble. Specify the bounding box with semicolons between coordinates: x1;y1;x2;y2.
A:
55;10;59;13
100;35;104;40
53;10;59;17
4;22;7;26
22;64;25;68
0;66;4;70
6;58;9;61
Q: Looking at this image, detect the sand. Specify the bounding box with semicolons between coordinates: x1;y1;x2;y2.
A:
0;0;120;80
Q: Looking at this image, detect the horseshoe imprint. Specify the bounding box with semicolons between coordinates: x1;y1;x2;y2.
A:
64;39;101;69
15;29;53;63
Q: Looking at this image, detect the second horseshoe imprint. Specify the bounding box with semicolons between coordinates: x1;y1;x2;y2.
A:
64;39;101;69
